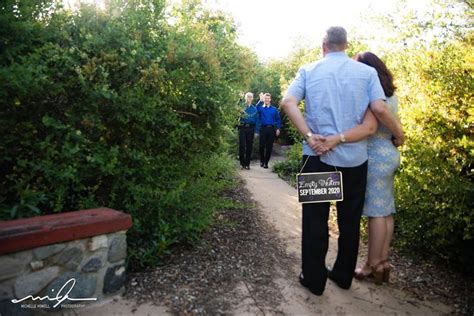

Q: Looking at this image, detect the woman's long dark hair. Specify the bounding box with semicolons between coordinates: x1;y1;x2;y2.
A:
354;52;396;97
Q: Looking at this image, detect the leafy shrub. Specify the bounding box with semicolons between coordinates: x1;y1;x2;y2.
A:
273;143;301;186
390;35;473;272
0;0;253;268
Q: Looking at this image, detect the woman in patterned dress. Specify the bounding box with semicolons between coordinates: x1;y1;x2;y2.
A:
313;52;402;285
352;52;401;284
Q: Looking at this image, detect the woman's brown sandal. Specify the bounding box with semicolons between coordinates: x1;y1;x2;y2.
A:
381;259;391;283
354;261;384;285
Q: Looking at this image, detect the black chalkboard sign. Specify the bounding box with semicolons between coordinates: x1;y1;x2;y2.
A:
297;171;344;203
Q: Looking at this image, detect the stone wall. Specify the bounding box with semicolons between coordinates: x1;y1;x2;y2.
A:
0;208;132;315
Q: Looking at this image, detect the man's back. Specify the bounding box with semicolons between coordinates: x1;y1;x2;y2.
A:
288;51;385;167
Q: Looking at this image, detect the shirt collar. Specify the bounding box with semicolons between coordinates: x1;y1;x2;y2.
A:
325;51;347;58
263;104;270;108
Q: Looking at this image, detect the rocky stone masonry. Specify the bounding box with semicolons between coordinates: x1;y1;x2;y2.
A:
0;231;128;314
0;208;132;314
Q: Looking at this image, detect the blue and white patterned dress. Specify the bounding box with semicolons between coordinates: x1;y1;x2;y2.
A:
363;95;400;217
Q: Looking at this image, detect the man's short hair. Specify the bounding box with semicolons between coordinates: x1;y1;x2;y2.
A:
324;26;347;51
264;93;271;97
245;92;254;99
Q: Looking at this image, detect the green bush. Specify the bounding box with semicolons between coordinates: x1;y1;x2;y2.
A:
0;0;253;268
390;35;473;271
273;142;301;186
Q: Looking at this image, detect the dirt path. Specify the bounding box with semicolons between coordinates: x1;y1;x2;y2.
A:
237;157;453;315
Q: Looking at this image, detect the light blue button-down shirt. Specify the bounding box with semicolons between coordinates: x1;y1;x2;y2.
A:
286;51;386;167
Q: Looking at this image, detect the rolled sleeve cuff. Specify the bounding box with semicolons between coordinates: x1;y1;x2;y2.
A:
286;68;306;102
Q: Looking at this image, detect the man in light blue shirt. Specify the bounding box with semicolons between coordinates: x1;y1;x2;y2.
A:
281;26;404;296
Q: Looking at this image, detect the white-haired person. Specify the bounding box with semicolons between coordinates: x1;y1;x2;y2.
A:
238;92;259;169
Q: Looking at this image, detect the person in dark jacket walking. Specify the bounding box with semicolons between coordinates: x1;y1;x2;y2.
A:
238;92;259;169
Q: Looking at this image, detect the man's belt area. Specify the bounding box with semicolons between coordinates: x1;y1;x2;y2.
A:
262;125;274;128
240;123;255;128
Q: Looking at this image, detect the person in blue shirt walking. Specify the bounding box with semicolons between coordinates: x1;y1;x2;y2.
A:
257;93;281;169
238;92;259;170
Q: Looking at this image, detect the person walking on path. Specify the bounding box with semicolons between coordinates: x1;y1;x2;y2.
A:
257;93;281;169
238;92;259;170
281;26;404;296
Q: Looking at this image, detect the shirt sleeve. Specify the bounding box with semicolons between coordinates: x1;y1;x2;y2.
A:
255;107;260;129
275;108;281;129
255;105;261;132
286;67;306;102
368;68;386;102
238;105;244;124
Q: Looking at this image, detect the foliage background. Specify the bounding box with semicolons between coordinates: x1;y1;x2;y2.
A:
1;0;472;273
0;0;257;268
380;1;473;272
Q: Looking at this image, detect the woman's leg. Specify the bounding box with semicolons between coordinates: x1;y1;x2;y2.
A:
367;217;387;266
358;216;386;275
382;215;394;265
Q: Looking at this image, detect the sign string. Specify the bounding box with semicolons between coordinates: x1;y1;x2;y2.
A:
297;150;343;207
298;147;339;175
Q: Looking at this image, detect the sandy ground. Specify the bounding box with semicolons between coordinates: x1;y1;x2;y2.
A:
236;156;453;315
